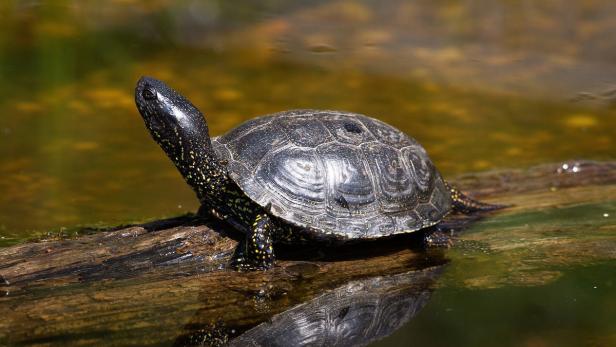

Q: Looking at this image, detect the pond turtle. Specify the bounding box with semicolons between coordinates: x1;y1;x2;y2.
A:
135;77;499;270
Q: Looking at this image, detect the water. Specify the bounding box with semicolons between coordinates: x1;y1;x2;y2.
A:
376;262;615;347
0;1;614;346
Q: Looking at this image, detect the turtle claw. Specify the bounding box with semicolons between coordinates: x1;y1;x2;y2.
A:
423;230;453;248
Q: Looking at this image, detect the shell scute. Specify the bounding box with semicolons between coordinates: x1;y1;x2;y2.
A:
225;124;288;170
320;114;376;146
358;116;416;149
400;145;434;196
254;145;327;216
316;142;379;218
361;142;417;212
278;116;333;148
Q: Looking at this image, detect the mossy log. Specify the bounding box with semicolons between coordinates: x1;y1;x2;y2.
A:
0;160;614;346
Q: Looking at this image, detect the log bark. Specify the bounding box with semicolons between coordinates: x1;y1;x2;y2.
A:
0;160;614;346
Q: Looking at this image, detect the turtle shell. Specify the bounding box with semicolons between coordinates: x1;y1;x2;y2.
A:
212;110;452;239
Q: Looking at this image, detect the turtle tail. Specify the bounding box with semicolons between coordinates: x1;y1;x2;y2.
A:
445;182;509;214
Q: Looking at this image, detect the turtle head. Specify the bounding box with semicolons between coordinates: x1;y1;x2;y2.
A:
135;77;228;203
135;76;212;156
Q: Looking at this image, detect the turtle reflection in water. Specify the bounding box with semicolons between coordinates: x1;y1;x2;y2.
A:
135;77;502;270
176;265;444;346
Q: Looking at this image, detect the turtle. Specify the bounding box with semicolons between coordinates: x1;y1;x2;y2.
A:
134;77;500;270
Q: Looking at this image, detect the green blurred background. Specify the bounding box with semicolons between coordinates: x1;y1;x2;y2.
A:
1;0;614;241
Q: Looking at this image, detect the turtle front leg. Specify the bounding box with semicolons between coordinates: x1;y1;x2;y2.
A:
231;214;275;271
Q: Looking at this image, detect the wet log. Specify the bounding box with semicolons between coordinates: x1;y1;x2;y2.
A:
0;160;614;346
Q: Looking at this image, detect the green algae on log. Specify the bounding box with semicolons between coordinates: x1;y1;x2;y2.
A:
0;160;614;346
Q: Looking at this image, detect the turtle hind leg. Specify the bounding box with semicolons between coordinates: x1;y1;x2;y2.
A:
445;182;508;214
231;214;275;271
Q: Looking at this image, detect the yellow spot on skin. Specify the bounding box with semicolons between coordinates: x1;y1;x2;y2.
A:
564;114;598;128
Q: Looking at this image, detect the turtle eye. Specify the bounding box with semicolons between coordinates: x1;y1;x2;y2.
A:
142;88;157;100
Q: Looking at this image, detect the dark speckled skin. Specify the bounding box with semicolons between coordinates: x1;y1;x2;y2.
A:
135;77;497;270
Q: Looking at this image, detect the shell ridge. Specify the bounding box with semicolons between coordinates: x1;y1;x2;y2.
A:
315;116;335;139
356;116;381;140
357;141;385;215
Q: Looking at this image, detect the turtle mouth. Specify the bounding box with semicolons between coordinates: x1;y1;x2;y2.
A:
135;77;169;139
135;79;151;114
135;77;168;123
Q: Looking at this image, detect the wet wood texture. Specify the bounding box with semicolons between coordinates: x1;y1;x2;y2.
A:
0;160;614;346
